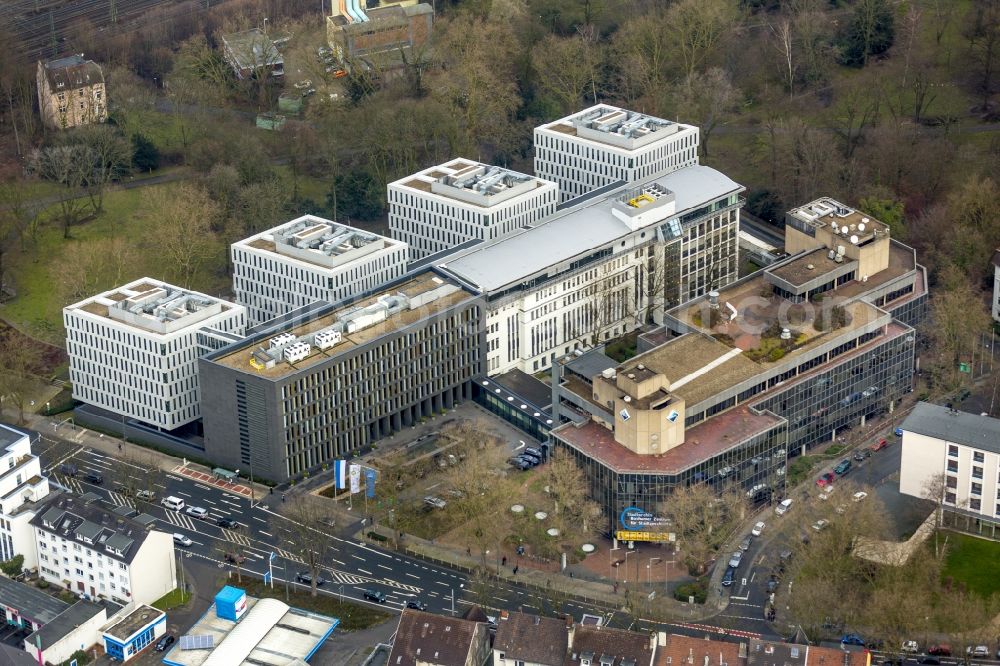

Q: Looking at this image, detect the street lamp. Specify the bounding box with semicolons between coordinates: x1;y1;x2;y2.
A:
646;557;661;586
623;550;635;584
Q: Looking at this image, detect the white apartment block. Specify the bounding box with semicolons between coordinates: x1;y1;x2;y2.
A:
32;496;176;606
439;165;743;375
0;424;51;569
992;250;1000;322
64;279;247;431
534;104;700;204
232;215;409;325
899;403;1000;535
388;159;558;260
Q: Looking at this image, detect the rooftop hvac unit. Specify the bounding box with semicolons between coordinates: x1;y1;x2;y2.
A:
827;250;836;260
284;341;311;363
836;245;846;256
314;330;342;350
834;254;843;263
270;332;295;349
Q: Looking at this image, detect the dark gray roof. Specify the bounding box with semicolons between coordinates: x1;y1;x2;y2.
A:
0;423;27;449
113;504;139;518
0;643;39;666
25;600;106;650
388;609;485;666
0;576;69;624
564;348;615;382
901;402;1000;453
492;369;552;410
41;55;104;90
30;497;153;565
134;513;156;527
75;520;103;542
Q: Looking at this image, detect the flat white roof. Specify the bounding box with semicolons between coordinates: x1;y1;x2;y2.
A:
439;165;741;292
163;596;337;666
65;278;243;336
390;158;554;208
234;215;404;271
536;104;697;151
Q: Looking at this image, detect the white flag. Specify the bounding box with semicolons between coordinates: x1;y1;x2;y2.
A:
349;464;361;494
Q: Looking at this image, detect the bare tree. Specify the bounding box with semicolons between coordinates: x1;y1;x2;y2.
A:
664;0;738;84
276;496;329;597
674;67;741;157
583;260;634;346
106;66;155;140
531;29;601;116
150;183;223;288
662;482;746;575
73;125;133;215
53;237;139;304
0;331;45;424
769;18;796;97
29;145;94;238
965;0;1000;111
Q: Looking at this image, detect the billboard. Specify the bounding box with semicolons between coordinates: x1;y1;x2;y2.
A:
618;506;671;541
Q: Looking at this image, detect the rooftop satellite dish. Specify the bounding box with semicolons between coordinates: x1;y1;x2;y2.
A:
857;223;866;232
850;234;859;244
840;226;849;235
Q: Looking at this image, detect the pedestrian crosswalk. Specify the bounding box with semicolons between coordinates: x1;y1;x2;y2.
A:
161;510;198;531
274;548;305;564
57;475;84;494
222;529;252;547
105;491;132;508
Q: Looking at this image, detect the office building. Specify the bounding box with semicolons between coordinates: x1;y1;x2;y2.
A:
36;55;107;130
388;159;558;260
550;199;926;533
327;2;433;69
899;402;1000;540
64;278;246;431
0;424;51;569
438;165;744;375
534;105;699;204
232;215;408;325
200;271;484;482
31;494;176;606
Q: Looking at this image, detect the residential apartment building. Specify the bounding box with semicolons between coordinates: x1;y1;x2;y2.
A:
388;159;558;260
232;215;408;326
219;29;284;80
36;55;107;129
0;424;51;569
200;270;484;481
388;608;491;666
534;105;699;204
899;402;1000;539
550;199;926;533
31;495;176;606
64;278;247;431
438;165;744;375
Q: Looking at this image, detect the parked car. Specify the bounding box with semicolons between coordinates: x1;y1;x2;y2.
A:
224;552;245;565
185;506;209;519
834;459;852;475
739;536;753;552
217;517;239;529
766;574;780;593
364;589;387;603
524;447;544;460
841;634;866;646
728;551;743;568
135;490;155;501
966;646;989;658
722;566;736;587
872;438;890;452
405;600;428;610
296;572;327;586
520;452;542;465
853;449;872;461
812;519;830;531
852;491;868;502
752;521;766;536
775;499;793;515
423;496;447;509
85;471;103;484
819;487;835;500
901;641;919;654
920;658;941;666
59;463;78;476
172;533;192;547
817;472;836;487
894;427;904;436
927;645;951;656
155;634;175;652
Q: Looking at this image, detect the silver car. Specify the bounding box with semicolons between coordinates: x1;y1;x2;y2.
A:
728;550;743;568
739;536;753;552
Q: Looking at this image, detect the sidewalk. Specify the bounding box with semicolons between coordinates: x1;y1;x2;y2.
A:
21;411;271;501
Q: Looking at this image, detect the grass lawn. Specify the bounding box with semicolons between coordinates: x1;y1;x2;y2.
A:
942;532;1000;597
152;588;192;611
787;455;818;487
237;577;392;631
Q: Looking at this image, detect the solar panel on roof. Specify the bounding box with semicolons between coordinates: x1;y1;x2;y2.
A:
180;634;215;650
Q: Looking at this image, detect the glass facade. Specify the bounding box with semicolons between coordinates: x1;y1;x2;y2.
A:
474;384;551;442
554;422;788;534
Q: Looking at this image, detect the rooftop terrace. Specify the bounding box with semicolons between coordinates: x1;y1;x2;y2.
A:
67;279;239;336
212;271;474;379
238;216;400;270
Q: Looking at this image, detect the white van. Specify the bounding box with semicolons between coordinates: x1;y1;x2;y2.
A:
775;498;793;515
161;496;185;511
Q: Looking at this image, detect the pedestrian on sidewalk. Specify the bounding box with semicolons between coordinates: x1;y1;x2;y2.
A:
569;572;574;579
513;565;518;575
281;493;286;502
501;556;507;567
118;442;123;452
466;547;471;556
613;582;618;594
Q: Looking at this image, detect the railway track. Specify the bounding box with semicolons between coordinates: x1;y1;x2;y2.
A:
3;0;217;64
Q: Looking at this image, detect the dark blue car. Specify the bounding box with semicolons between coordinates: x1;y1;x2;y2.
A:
841;634;865;646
